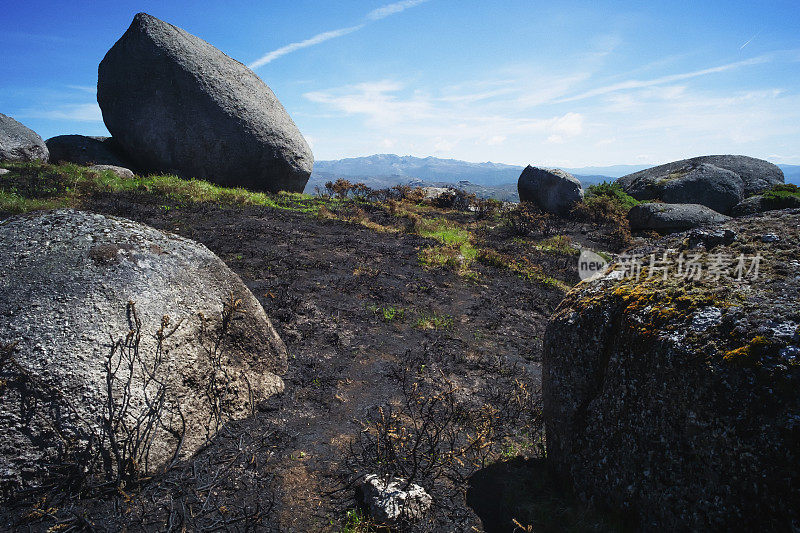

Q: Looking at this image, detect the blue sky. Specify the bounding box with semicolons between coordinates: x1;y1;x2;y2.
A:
2;0;799;167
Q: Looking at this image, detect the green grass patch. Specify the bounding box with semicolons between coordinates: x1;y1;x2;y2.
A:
0;161;326;215
476;248;570;291
340;508;381;533
534;235;579;256
368;305;406;322
414;217;472;247
414;217;479;279
414;312;454;330
0;189;70;215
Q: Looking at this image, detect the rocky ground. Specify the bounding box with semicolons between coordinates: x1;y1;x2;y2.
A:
0;164;630;532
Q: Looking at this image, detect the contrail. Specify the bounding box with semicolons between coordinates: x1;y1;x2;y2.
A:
249;0;431;69
739;30;762;50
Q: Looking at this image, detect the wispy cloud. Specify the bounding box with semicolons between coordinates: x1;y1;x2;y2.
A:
557;55;775;103
249;25;364;69
366;0;429;21
65;84;96;94
24;103;103;122
249;0;430;69
303;79;586;158
302;55;800;166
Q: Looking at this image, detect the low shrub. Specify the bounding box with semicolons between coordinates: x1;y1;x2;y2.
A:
502;204;553;237
475;198;503;220
761;183;800;210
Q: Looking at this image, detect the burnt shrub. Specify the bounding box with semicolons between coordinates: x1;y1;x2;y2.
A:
503;203;554;237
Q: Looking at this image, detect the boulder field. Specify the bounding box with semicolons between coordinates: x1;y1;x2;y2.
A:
543;209;800;529
97;13;313;193
0;210;287;495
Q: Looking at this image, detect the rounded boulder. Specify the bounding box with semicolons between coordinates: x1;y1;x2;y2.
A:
0;210;287;495
517;165;583;215
0;113;49;162
97;13;313;193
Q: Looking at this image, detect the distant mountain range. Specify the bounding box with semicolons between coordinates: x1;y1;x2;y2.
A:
306;154;800;199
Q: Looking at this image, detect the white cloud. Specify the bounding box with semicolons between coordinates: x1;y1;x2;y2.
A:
550;112;584;136
367;0;430;21
25;103;103;122
557;54;776;103
66;85;96;94
249;0;430;69
304;80;433;125
303;79;587;160
302;50;800;166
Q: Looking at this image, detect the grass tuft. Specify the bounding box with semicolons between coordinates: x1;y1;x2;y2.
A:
0;161;324;215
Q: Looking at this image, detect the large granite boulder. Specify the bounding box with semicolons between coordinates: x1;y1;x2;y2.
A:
0;210;287;495
543;209;800;529
46;135;134;168
517;166;583;215
616;155;784;214
0;114;49;162
97;13;313;193
628;202;729;233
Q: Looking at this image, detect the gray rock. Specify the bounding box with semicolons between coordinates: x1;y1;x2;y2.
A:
730;195;765;216
0;168;9;176
617;155;784;213
0;114;49;162
628;202;729;233
732;193;800;216
0;210;287;496
691;307;723;332
97;12;313;193
89;164;135;180
517;165;583;215
46;135;133;167
687;228;737;249
543;210;800;529
360;474;432;523
421;186;453;200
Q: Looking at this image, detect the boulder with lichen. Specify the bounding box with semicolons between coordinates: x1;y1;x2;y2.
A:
543;208;800;530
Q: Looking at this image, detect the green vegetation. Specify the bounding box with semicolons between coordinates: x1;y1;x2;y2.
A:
0;161;327;215
583;181;640;211
413;217;480;277
1;161;581;293
533;235;579;256
414;216;472;247
760;183;800;210
569;182;635;246
414;311;454;330
476;248;570;291
341;509;378;533
368;305;406;322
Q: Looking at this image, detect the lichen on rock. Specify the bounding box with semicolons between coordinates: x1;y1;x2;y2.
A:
543;208;800;530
